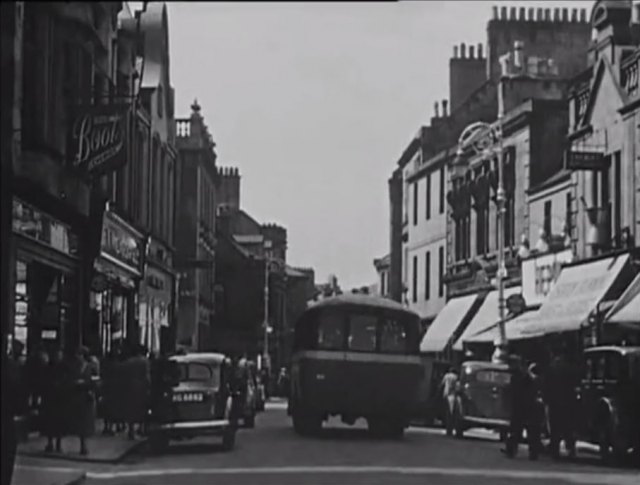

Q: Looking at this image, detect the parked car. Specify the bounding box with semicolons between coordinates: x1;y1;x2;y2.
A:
147;353;239;453
452;360;512;440
576;346;640;464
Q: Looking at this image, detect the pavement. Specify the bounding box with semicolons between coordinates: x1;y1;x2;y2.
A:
12;400;640;485
17;429;145;464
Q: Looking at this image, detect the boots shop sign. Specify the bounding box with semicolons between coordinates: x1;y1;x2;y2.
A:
68;104;129;177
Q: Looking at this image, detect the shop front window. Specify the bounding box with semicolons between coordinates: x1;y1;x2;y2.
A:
11;259;76;357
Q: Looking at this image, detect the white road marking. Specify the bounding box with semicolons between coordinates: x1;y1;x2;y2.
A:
85;465;639;484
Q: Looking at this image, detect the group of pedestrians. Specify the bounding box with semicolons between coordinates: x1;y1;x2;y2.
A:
7;342;101;455
4;339;154;456
439;351;580;461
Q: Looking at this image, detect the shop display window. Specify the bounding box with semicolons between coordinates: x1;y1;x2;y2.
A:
10;259;76;357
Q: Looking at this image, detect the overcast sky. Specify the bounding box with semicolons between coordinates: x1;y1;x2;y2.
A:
163;0;594;290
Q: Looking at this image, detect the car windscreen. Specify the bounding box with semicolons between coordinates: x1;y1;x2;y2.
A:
178;362;220;388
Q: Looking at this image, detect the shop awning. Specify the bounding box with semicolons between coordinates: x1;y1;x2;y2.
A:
420;293;479;353
605;272;640;328
453;286;523;351
513;253;630;337
464;309;546;344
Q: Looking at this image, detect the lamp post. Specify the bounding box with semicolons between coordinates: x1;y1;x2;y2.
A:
453;112;508;364
263;256;270;370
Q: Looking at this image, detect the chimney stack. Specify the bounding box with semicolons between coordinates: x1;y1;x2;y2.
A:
579;9;587;22
528;8;535;21
544;8;551;21
562;8;569;22
536;8;544;21
477;43;483;58
434;102;440;118
571;8;578;22
460;42;466;58
442;100;448;117
501;6;508;20
469;45;475;58
453;45;458;58
519;7;526;21
492;5;498;19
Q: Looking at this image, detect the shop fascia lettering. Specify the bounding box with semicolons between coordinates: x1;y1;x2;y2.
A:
101;216;141;270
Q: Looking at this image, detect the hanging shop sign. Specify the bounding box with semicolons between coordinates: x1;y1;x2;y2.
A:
68;104;130;177
565;150;606;171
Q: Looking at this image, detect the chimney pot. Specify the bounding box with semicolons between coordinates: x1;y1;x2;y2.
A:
453;45;458;58
477;43;483;58
579;9;587;22
460;42;466;58
469;45;475;58
501;6;507;20
519;7;526;21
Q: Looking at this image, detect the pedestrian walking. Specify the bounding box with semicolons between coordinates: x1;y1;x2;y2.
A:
544;353;578;459
503;357;542;460
2;343;22;485
65;348;97;455
42;349;66;453
440;367;459;436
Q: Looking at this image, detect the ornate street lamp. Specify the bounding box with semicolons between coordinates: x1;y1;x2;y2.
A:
453;114;509;364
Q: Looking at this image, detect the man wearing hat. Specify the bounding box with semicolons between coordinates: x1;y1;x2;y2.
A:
503;357;542;460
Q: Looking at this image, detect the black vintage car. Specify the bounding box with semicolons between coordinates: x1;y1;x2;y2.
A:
576;346;640;464
148;352;239;453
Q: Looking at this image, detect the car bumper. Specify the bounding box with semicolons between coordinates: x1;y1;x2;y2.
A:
463;416;510;429
151;419;232;436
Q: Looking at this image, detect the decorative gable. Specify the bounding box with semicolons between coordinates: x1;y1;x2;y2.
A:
579;56;627;129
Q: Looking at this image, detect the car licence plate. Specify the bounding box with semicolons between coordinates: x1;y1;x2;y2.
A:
173;392;204;403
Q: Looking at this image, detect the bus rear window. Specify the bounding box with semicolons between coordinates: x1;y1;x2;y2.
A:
348;314;377;352
380;319;408;353
317;313;344;350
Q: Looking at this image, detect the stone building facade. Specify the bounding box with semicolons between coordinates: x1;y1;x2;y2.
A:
174;101;218;351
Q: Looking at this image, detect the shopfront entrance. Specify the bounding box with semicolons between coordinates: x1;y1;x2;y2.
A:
89;209;144;356
10;198;81;357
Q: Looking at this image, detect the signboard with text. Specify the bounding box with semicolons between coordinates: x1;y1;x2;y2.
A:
68;104;130;177
565;151;606;171
101;212;142;271
521;248;574;306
